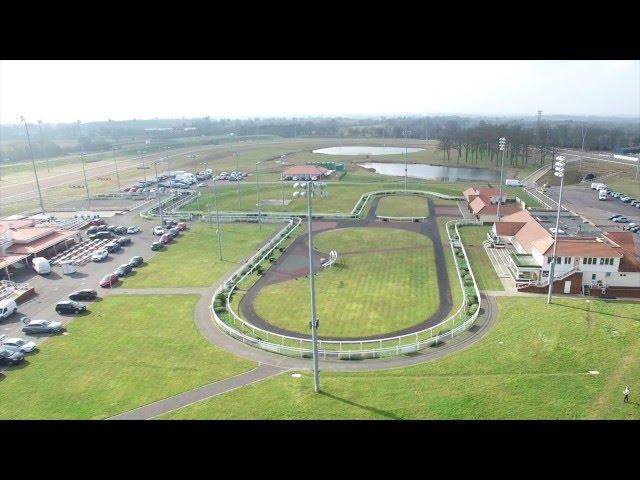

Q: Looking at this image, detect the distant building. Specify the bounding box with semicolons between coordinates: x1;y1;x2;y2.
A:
462;186;523;222
281;165;329;181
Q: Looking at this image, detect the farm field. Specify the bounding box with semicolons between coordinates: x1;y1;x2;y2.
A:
123;223;279;288
375;195;429;217
162;296;640;420
0;295;255;419
458;225;504;291
252;227;440;337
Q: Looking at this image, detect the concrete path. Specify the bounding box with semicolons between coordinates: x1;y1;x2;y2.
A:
108;364;285;420
108;287;208;296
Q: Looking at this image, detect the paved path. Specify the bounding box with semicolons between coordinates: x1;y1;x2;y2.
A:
108;287;208;296
108;364;285;420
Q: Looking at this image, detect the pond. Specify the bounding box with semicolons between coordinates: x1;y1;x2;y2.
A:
313;146;424;156
359;162;502;182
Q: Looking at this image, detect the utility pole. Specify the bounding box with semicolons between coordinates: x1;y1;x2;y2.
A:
113;146;121;191
213;177;223;260
80;152;91;211
306;181;320;392
579;125;587;173
37;120;50;173
235;152;240;210
255;161;261;230
402;130;411;191
21;116;46;214
497;138;507;221
537;110;543;165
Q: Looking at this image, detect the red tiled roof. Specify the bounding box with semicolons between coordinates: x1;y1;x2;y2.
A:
7;230;78;255
603;231;640;272
542;238;623;257
0;254;28;270
282;165;327;176
494;222;526;236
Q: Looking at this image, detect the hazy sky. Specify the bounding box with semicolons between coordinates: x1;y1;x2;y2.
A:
1;60;638;124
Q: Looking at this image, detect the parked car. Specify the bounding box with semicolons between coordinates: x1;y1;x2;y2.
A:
0;298;18;320
115;226;128;235
160;234;172;244
151;241;165;251
0;335;37;354
97;225;109;232
105;241;121;253
163;218;177;226
100;273;119;288
153;226;165;236
68;289;98;301
22;318;64;334
614;216;629;223
629;226;640;233
55;300;86;314
87;225;100;235
90;231;112;240
128;256;144;268
0;347;24;365
114;264;133;277
90;218;106;226
107;225;118;233
168;227;180;237
177;222;187;231
609;214;623;220
91;249;109;262
116;236;131;246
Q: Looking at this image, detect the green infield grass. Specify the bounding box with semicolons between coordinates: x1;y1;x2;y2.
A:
375;195;429;217
458;225;504;291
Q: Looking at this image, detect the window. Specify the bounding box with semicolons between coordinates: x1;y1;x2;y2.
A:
583;258;587;264
600;258;605;265
564;257;571;264
548;257;553;264
592;274;596;280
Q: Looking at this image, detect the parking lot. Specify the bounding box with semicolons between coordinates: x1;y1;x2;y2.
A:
543;184;640;229
0;206;180;365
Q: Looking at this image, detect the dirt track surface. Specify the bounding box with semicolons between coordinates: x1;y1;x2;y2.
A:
238;196;453;341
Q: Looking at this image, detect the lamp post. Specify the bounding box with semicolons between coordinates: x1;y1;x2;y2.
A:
21;116;46;214
292;180;328;393
402;129;411;191
112;146;121;192
80;152;91;211
37;120;50;173
212;176;223;260
235;152;241;210
255;161;262;230
547;156;566;305
497;137;507;221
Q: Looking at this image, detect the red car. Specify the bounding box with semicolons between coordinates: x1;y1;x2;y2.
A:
90;218;106;226
177;222;188;231
99;273;119;288
160;234;172;244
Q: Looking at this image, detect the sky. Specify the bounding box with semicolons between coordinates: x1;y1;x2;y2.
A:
0;60;638;124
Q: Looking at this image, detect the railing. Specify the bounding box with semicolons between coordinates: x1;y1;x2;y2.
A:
209;214;483;359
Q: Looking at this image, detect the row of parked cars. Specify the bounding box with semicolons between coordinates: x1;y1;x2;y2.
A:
215;171;247;182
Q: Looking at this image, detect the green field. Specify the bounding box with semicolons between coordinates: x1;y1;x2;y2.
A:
458;225;504;291
123;223;279;288
252;227;440;337
0;295;255;419
163;296;640;420
375;195;429;217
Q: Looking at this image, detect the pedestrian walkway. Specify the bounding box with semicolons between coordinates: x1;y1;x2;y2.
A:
484;246;511;278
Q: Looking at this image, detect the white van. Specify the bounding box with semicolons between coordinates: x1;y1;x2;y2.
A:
0;298;17;320
32;257;51;275
505;179;522;187
598;190;608;201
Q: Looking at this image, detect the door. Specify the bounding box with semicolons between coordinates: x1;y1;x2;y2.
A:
564;281;572;294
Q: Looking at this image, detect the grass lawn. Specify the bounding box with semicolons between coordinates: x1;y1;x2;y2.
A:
123;223;279;288
252;227;439;337
0;295;255;419
162;296;640;419
375;195;429;217
458;225;504;291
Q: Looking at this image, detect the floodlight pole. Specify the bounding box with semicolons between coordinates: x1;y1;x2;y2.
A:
255;161;261;230
235;152;241;209
547;156;565;305
212;177;223;260
402;130;411;191
80;152;91;211
113;146;121;191
21;116;46;214
497;138;507;221
306;181;320;393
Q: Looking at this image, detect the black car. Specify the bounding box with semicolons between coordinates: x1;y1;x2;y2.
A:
115;226;128;235
105;241;121;253
55;300;86;314
168;227;180;237
97;225;109;232
0;347;24;366
128;256;144;268
163;218;178;227
107;225;118;233
89;231;112;240
116;236;131;246
68;289;98;301
87;225;100;235
114;264;133;277
151;241;164;251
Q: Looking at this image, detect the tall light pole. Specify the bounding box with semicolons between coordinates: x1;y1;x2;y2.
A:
497;137;507;221
21;116;46;214
235;152;241;210
255;161;262;230
165;146;171;174
140;150;147;183
579;125;587;172
212;176;223;260
547;156;566;305
402;129;411;191
37;120;50;173
80;152;91;211
112;145;121;191
293;180;328;393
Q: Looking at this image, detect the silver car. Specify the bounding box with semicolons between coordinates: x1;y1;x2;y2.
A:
0;335;37;353
22;319;64;335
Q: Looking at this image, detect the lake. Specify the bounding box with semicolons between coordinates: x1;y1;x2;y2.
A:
313;146;424;156
359;162;502;182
